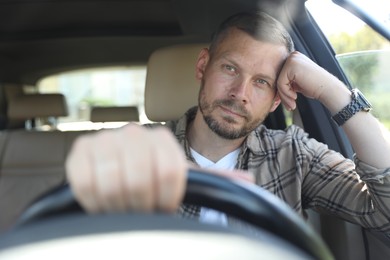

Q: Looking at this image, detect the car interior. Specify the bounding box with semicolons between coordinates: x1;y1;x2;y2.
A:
0;0;388;259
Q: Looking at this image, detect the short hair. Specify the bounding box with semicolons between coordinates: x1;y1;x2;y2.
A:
209;12;295;56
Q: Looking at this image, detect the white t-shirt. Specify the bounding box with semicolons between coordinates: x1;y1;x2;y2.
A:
190;147;240;226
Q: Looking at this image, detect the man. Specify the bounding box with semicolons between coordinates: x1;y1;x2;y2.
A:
66;12;390;232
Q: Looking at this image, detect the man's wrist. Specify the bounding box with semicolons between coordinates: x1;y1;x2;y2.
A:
331;88;372;126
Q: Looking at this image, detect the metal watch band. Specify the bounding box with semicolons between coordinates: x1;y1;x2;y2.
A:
332;89;372;126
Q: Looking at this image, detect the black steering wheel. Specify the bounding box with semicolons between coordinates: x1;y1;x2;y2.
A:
6;169;333;259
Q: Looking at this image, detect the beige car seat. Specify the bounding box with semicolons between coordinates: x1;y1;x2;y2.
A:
90;106;139;122
145;44;206;122
0;93;89;231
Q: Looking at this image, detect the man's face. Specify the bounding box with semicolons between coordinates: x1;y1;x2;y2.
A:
195;28;288;139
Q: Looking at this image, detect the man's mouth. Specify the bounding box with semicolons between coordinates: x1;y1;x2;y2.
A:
219;105;244;118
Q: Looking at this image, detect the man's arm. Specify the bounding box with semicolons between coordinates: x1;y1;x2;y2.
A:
277;51;390;168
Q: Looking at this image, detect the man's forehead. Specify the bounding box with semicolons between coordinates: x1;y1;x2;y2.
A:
218;28;288;54
215;40;287;67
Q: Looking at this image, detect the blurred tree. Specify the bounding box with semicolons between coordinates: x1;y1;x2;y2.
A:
329;25;388;54
329;25;388;93
336;53;377;93
329;25;390;128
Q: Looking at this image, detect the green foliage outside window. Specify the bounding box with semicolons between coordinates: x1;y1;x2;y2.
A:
330;25;390;128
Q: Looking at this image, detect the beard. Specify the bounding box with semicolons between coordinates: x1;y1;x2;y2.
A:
198;82;268;140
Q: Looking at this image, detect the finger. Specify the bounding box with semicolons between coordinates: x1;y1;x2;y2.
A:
152;127;187;212
91;130;127;212
188;165;255;183
211;169;255;183
277;67;298;111
66;135;100;213
278;86;297;111
120;124;155;212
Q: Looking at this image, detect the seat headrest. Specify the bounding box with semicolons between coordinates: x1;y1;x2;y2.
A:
145;44;208;122
90;106;139;122
8;94;68;120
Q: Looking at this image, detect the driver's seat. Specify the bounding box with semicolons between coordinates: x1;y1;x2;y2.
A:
145;44;203;122
144;44;286;129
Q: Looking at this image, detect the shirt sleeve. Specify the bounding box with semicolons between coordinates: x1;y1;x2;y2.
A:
300;131;390;234
355;156;390;184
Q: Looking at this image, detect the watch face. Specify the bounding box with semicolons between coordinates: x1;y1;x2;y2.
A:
354;89;372;111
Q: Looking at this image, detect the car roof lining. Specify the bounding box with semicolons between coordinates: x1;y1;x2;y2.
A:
0;0;302;84
0;0;293;39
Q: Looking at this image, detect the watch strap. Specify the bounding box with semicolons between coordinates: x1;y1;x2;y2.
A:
332;89;372;126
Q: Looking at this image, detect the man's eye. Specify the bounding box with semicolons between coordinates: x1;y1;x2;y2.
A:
255;78;269;86
223;64;236;73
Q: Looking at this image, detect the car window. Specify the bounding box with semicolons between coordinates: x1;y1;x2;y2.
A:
306;0;390;129
37;66;148;130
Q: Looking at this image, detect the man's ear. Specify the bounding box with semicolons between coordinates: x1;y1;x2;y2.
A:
269;92;281;112
195;48;210;81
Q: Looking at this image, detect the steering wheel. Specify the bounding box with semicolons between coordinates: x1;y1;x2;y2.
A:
4;169;333;259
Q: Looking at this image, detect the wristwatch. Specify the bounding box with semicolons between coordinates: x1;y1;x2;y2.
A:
332;88;372;126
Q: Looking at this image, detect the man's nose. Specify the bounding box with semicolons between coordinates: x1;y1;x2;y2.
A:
228;78;251;103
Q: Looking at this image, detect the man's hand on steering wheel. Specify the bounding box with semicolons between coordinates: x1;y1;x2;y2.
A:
66;124;187;213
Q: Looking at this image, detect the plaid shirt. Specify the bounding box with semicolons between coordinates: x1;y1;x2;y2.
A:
161;107;390;233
